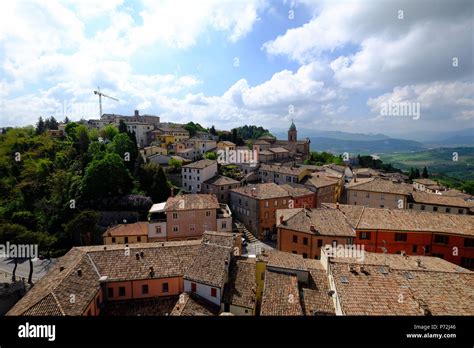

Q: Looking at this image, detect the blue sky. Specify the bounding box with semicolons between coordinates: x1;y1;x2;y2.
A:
0;0;472;140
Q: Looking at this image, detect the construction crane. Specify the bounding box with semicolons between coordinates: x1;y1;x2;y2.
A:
93;87;119;118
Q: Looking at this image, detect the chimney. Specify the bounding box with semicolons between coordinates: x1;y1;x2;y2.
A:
149;266;155;277
134;110;139;117
354;174;357;183
279;215;284;224
59;266;65;272
310;225;316;232
336;202;340;210
416;259;422;267
171;187;175;197
77;269;82;277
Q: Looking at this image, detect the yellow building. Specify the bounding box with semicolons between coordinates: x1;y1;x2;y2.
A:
102;222;149;245
217;141;236;151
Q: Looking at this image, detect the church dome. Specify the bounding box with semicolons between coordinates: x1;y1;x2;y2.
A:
289;120;296;131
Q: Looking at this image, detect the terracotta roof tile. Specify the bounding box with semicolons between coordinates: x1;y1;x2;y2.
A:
260;271;303;316
102;222;148;237
223;258;256;310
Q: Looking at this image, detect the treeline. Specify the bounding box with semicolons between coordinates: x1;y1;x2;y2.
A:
0;119;172;263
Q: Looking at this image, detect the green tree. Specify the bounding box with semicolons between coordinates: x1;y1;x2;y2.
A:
204;151;217;160
118;120;128;133
168;157;182;172
63;210;100;246
80;153;134;201
45;116;59;130
209;125;217;136
138;162;171;202
422;166;429;178
108;133;138;173
101;125;119;141
36;117;45;135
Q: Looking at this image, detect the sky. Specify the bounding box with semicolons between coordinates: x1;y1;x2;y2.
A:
0;0;472;139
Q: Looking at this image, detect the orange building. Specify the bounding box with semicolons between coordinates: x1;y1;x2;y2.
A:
276;208;355;259
102;222;148;245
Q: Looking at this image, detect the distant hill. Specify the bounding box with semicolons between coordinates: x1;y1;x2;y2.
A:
379;147;474;181
309;137;426;154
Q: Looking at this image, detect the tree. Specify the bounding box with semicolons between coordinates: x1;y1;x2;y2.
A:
138;162;171;202
422;166;429;178
63;210;100;246
415;168;421;179
108;133;138;173
63;116;70;124
118;120;128;134
101;125;119;141
45;116;59;130
80;153;134;202
17;230;56;284
0;223;28;281
209;125;217;136
204;151;217;160
168;157;182;172
36;117;45;135
76;125;90;156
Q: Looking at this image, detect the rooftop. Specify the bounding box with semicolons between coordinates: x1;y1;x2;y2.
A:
329;252;474;315
183;243;232;288
280;184;314;198
204;175;240;186
165;194;220;211
260;163;308;176
411;191;470;208
182;159;217;169
260;271;303;316
102;222;148;238
277;208;355;237
230;183;290;200
346;178;412;195
323;204;474;236
169;292;220;316
266;250;308;272
222;258;256;310
7;241;202;316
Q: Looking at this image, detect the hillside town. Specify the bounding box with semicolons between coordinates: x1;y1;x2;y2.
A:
3;111;474;317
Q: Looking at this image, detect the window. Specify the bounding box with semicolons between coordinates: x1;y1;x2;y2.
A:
137;236;141;242
111;237;116;243
464;238;474;248
432;206;438;212
107;287;114;298
460;257;474;269
409;204;413;209
265;201;269;208
119;286;126;297
317;239;323;247
366;193;370;198
302;253;308;258
142;284;149;294
412;245;417;253
292;251;297;254
458;209;464;214
394;233;407;242
206;211;211;217
173;212;178;219
191;283;197;292
211;288;217;297
380;205;384;208
155;226;161;234
424;245;430;253
189;225;195;232
332;240;337;246
360;232;371;240
292;235;298;243
380;194;385;200
124;237;128;244
434;234;449;244
221;222;227;229
162;283;169;293
274;200;278;206
446;208;451;213
421;205;425;211
220;186;224;191
303;237;308;245
173;226;179;232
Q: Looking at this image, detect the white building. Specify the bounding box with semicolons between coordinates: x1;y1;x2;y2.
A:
185;138;217;156
182;159;218;193
125;122;154;147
